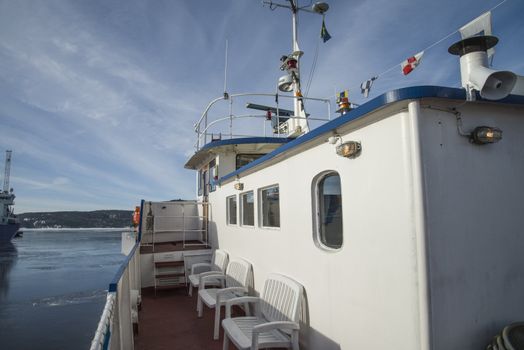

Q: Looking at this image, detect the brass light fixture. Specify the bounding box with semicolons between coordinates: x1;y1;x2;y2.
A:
336;141;362;158
469;126;502;144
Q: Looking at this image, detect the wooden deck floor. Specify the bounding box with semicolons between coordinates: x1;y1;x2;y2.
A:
134;287;233;350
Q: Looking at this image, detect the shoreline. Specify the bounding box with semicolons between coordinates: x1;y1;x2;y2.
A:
20;227;132;232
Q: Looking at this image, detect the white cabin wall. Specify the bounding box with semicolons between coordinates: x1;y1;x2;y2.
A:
419;103;524;350
208;110;427;349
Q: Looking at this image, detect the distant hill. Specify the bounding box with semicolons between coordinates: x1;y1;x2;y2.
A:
18;210;133;229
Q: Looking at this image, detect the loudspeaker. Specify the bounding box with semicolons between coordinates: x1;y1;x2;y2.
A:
450;36;518;101
468;65;517;100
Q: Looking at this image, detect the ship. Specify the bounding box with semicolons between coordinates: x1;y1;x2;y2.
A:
90;2;524;350
0;150;19;242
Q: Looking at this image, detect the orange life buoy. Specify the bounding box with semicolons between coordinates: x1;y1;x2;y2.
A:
132;206;140;227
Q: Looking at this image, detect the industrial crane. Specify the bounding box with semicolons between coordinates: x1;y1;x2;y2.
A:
3;150;12;193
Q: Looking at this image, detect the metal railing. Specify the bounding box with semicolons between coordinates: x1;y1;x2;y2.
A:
90;231;141;350
194;93;332;151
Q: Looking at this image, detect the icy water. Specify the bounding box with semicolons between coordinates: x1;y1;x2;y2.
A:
0;229;127;350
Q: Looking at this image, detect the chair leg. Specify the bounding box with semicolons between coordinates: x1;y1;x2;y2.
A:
197;295;203;317
291;330;299;350
189;284;193;296
213;305;221;340
222;333;229;350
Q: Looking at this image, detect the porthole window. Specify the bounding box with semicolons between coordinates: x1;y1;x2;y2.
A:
240;191;254;226
313;171;343;250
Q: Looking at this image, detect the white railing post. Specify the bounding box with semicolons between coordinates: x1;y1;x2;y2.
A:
229;96;233;139
90;243;140;350
110;292;120;350
118;268;133;350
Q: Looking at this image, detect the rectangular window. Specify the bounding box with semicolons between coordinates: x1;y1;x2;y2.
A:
198;170;203;196
260;185;280;228
240;191;254;226
236;154;264;170
227;195;237;225
203;170;209;196
209;159;217;192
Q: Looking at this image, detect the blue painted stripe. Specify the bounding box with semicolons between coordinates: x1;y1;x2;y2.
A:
185;137;294;169
199;137;294;151
218;86;524;183
109;242;138;292
102;323;111;350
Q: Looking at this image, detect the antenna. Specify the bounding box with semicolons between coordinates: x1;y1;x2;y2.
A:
263;0;329;136
223;39;229;98
3;150;12;193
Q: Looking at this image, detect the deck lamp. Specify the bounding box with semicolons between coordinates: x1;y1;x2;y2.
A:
234;183;244;191
336;141;361;158
470;126;502;145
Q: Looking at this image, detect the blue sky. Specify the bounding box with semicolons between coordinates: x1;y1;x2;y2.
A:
1;0;523;213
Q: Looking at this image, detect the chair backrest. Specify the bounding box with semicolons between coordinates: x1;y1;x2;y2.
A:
224;257;252;289
211;249;228;272
261;273;303;323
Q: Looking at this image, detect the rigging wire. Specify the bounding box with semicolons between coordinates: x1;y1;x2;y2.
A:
373;0;508;80
223;39;229;95
305;32;320;97
346;0;510;100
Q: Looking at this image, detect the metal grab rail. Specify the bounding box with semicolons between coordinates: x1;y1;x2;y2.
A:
194;92;332;151
90;232;141;350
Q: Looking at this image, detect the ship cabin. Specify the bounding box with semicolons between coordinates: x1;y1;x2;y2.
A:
179;84;524;350
92;38;524;350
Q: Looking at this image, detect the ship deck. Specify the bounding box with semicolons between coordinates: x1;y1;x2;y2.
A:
134;287;240;350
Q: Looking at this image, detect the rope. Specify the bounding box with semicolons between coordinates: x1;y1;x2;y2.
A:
352;0;509;98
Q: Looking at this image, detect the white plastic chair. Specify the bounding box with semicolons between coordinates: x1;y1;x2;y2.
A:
188;249;228;296
221;273;303;350
197;257;252;340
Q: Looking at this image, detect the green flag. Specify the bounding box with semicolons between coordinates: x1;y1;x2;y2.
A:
321;18;331;43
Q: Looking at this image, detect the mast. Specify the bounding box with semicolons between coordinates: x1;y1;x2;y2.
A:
289;0;304;134
264;0;329;136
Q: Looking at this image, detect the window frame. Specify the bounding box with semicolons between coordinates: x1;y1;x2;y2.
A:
209;159;217;193
240;190;255;227
258;184;280;229
198;170;203;196
236;154;265;170
226;195;237;226
312;171;344;251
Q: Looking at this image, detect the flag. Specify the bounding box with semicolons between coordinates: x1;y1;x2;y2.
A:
460;11;494;60
401;51;424;75
360;76;377;98
338;90;348;101
320;18;331;43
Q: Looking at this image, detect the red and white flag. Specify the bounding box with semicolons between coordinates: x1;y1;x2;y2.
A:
401;51;424;75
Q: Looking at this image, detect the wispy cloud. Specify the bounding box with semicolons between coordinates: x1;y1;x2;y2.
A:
0;0;523;213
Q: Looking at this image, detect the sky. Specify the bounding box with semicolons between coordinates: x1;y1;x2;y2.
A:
0;0;523;213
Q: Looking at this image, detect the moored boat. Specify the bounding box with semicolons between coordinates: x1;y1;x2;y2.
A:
0;150;19;243
91;2;524;349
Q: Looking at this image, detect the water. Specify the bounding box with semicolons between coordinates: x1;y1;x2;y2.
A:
0;229;127;350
